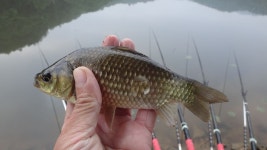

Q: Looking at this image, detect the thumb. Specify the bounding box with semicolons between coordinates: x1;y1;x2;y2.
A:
69;67;102;131
55;67;102;149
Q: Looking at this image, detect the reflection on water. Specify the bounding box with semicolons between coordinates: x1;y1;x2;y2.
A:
0;0;267;149
193;0;267;15
0;0;153;54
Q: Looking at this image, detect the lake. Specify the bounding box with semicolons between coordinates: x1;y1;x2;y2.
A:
0;0;266;149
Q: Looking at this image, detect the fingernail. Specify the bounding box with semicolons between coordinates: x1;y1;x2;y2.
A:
120;38;135;49
74;68;87;88
102;35;119;46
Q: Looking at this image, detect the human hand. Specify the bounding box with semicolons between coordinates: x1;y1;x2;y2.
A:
54;35;157;150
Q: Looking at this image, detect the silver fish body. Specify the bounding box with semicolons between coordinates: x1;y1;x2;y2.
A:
34;46;228;126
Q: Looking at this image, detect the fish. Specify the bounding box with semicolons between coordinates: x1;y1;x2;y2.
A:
34;46;228;127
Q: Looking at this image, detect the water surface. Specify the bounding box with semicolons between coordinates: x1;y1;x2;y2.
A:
0;0;267;149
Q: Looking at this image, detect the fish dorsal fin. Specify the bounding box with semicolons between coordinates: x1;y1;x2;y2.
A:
111;46;149;58
156;102;178;126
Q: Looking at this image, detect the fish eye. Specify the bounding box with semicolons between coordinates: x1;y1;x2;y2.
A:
42;73;52;82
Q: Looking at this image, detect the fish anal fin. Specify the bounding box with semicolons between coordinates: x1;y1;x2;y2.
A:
184;99;210;122
156;102;178;127
102;105;116;129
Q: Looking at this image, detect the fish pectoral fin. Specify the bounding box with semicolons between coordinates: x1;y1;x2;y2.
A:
102;105;116;129
67;95;76;103
156;102;178;127
184;99;210;122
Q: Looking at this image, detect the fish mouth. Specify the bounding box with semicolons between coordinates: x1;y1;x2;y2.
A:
34;80;40;88
34;74;41;88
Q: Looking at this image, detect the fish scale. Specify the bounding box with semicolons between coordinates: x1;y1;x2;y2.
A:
34;46;228;126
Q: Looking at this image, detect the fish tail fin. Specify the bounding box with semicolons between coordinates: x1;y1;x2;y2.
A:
193;81;228;103
184;81;228;122
184;98;210;122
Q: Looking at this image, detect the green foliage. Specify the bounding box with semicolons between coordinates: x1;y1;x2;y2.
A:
0;0;154;53
193;0;267;15
0;0;111;54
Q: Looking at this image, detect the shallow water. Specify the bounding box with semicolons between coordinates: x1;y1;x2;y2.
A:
0;0;267;149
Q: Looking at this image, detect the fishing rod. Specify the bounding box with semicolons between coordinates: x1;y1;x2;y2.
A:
210;104;224;150
152;31;195;150
178;35;195;150
185;34;190;78
147;30;163;150
177;105;195;150
38;46;64;132
175;34;194;150
218;52;230;117
39;46;68;111
233;52;257;150
175;121;182;150
192;38;224;150
152;131;161;150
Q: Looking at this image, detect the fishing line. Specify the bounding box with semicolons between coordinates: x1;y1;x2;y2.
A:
149;30;152;58
38;46;49;67
76;39;82;49
151;30;166;67
185;34;190;78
